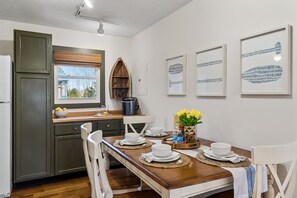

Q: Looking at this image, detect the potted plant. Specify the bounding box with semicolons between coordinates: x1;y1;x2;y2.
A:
176;109;203;143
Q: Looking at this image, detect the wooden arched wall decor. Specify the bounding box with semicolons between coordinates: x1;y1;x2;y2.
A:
109;57;131;99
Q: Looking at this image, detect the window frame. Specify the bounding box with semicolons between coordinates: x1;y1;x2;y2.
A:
53;46;105;109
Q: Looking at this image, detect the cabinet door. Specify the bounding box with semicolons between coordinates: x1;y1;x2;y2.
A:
55;135;86;175
14;30;52;73
15;74;51;182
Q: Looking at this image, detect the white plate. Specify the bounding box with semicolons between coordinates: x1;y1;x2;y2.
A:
120;138;146;146
145;132;168;137
204;153;230;161
151;151;180;162
204;148;235;158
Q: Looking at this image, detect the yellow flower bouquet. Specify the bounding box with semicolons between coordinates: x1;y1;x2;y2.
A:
176;109;203;126
175;109;203;143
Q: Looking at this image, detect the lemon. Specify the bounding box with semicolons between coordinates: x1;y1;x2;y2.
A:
55;107;62;111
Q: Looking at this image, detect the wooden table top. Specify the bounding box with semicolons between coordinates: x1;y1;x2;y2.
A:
103;136;251;190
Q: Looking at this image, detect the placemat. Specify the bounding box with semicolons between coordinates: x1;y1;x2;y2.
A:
113;140;153;150
196;152;251;168
139;154;191;169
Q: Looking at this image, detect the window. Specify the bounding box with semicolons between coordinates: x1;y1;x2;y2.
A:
53;46;105;108
54;65;100;104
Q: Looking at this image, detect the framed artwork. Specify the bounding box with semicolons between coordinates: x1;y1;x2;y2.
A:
241;25;292;95
166;54;187;95
196;45;227;96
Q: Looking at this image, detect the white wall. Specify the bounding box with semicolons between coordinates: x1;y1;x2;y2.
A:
0;19;132;109
131;0;297;149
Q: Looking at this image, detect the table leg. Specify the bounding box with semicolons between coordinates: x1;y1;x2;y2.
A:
102;146;110;170
264;165;275;198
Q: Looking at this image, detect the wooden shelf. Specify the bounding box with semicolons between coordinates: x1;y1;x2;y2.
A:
109;58;131;99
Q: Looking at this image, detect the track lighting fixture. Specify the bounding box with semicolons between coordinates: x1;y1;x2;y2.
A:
75;0;120;36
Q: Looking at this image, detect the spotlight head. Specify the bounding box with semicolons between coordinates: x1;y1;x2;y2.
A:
97;22;104;36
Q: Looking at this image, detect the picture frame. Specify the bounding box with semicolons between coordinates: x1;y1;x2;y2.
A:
196;45;227;96
241;25;292;95
166;54;187;95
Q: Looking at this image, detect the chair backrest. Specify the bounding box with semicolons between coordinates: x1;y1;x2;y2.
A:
81;123;94;197
252;139;297;198
123;116;155;135
88;130;113;198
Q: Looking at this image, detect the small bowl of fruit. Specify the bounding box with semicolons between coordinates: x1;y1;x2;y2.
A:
54;107;68;118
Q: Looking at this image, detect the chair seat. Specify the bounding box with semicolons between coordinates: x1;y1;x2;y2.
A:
114;190;161;198
107;168;141;190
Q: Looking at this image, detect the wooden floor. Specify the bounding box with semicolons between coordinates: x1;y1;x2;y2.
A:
11;176;233;198
11;177;91;198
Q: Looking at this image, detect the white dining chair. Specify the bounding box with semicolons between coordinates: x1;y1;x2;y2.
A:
81;123;141;198
252;139;297;198
123;116;155;135
81;122;95;198
87;130;160;198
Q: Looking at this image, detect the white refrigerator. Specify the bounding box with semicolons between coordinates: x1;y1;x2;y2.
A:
0;55;12;197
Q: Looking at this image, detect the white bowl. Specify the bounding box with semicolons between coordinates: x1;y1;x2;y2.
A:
125;133;140;143
151;144;172;158
54;110;68;118
211;142;231;156
150;127;163;135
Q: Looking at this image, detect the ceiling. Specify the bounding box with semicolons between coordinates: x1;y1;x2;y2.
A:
0;0;192;38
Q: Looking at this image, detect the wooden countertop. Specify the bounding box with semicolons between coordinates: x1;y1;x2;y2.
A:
52;110;140;123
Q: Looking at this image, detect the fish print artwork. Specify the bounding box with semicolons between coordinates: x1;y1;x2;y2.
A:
169;63;183;74
241;65;283;84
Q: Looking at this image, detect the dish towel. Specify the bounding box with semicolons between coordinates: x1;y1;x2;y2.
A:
224;165;267;198
169;145;268;198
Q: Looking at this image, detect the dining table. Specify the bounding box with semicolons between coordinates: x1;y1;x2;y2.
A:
102;135;256;198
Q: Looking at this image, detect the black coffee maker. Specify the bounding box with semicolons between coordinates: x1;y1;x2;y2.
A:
121;97;139;115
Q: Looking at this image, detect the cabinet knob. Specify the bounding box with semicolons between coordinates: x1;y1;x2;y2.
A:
107;124;110;128
74;127;78;131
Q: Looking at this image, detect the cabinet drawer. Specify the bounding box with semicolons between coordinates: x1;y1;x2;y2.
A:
55;122;96;135
98;120;119;131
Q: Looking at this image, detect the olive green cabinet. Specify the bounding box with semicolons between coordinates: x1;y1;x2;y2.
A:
54;122;97;175
14;30;52;74
54;120;123;174
14;30;53;183
14;74;52;182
